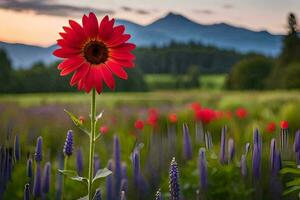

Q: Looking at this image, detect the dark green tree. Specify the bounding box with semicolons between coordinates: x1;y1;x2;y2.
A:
226;56;273;90
186;65;201;88
0;49;12;92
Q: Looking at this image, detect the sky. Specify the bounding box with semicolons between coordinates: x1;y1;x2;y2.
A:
0;0;300;47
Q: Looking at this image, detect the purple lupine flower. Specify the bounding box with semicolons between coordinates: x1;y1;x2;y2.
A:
132;150;140;187
24;183;30;200
294;130;300;164
114;135;122;195
33;164;42;197
155;189;163;200
183;124;192;160
93;188;102;200
252;144;261;180
106;160;113;200
228;138;235;162
42;162;51;193
35;136;43;163
253;128;260;148
273;152;282;175
219;126;227;164
55;154;64;200
14;134;20;161
26;159;33;179
63;130;73;157
270;138;276;173
240;154;247;177
121;162;127;180
169;157;180;200
76;148;84;176
94;154;100;176
198;148;208;189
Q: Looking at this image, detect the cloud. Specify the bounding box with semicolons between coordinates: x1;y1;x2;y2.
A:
194;9;214;15
0;0;114;17
223;4;234;9
120;6;150;15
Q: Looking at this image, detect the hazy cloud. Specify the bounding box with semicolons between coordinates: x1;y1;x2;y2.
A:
194;9;214;15
120;6;150;15
0;0;114;17
223;4;234;9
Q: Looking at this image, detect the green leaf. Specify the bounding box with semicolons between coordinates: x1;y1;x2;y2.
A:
64;109;90;136
92;168;112;183
283;186;300;196
58;170;88;185
286;178;300;187
77;195;88;200
280;168;300;175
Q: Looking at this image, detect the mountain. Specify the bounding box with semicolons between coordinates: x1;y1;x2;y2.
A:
0;12;284;68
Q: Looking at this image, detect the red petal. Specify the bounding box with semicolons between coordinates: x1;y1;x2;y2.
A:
99;65;115;90
98;16;110;39
69;20;85;36
53;48;80;58
57;56;84;70
105;25;125;44
107;34;131;47
60;59;85;76
106;61;128;80
94;68;103;94
111;43;136;52
88;12;99;38
84;67;97;93
108;58;135;68
109;52;135;60
70;63;90;86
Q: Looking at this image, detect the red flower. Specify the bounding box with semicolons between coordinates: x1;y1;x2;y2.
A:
79;116;85;124
147;108;159;126
134;120;144;130
168;113;178;123
53;13;136;94
100;125;109;134
280;120;289;129
235;107;248;119
195;108;215;124
266;122;276;133
191;102;201;111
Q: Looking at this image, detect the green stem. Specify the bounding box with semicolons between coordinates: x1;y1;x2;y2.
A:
88;89;96;199
61;156;68;200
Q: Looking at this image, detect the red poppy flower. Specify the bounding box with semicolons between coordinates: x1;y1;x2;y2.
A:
191;102;201;111
53;13;136;93
134;120;144;130
147;108;159;126
280;120;289;129
266;122;276;133
168;113;178;123
100;125;109;134
195;108;216;124
235;107;248;119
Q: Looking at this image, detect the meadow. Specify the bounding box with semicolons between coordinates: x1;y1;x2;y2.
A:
1;90;300;199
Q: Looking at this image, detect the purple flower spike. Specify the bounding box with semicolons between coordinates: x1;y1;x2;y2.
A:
14;135;20;161
34;137;43;163
240;154;247;177
76;148;84;176
120;191;126;200
33;163;42;197
94;154;100;176
155;189;163;200
114;135;122;195
198;148;208;189
132;150;140;187
24;183;30;200
120;179;128;194
121;162;127;180
42;162;51;193
228;138;235;162
219;126;227;165
294;130;300;152
106;160;113;200
26;158;33;178
169;157;180;200
93;188;102;200
273;152;282;175
63;130;73;157
252;144;261;180
183;124;192;160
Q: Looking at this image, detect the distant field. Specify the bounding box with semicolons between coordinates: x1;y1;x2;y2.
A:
145;74;227;90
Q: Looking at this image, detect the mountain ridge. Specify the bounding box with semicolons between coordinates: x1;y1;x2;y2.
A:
0;12;284;68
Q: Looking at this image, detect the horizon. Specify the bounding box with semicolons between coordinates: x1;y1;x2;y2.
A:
1;0;300;47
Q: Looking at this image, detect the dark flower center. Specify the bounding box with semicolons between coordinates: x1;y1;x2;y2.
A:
83;40;108;65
